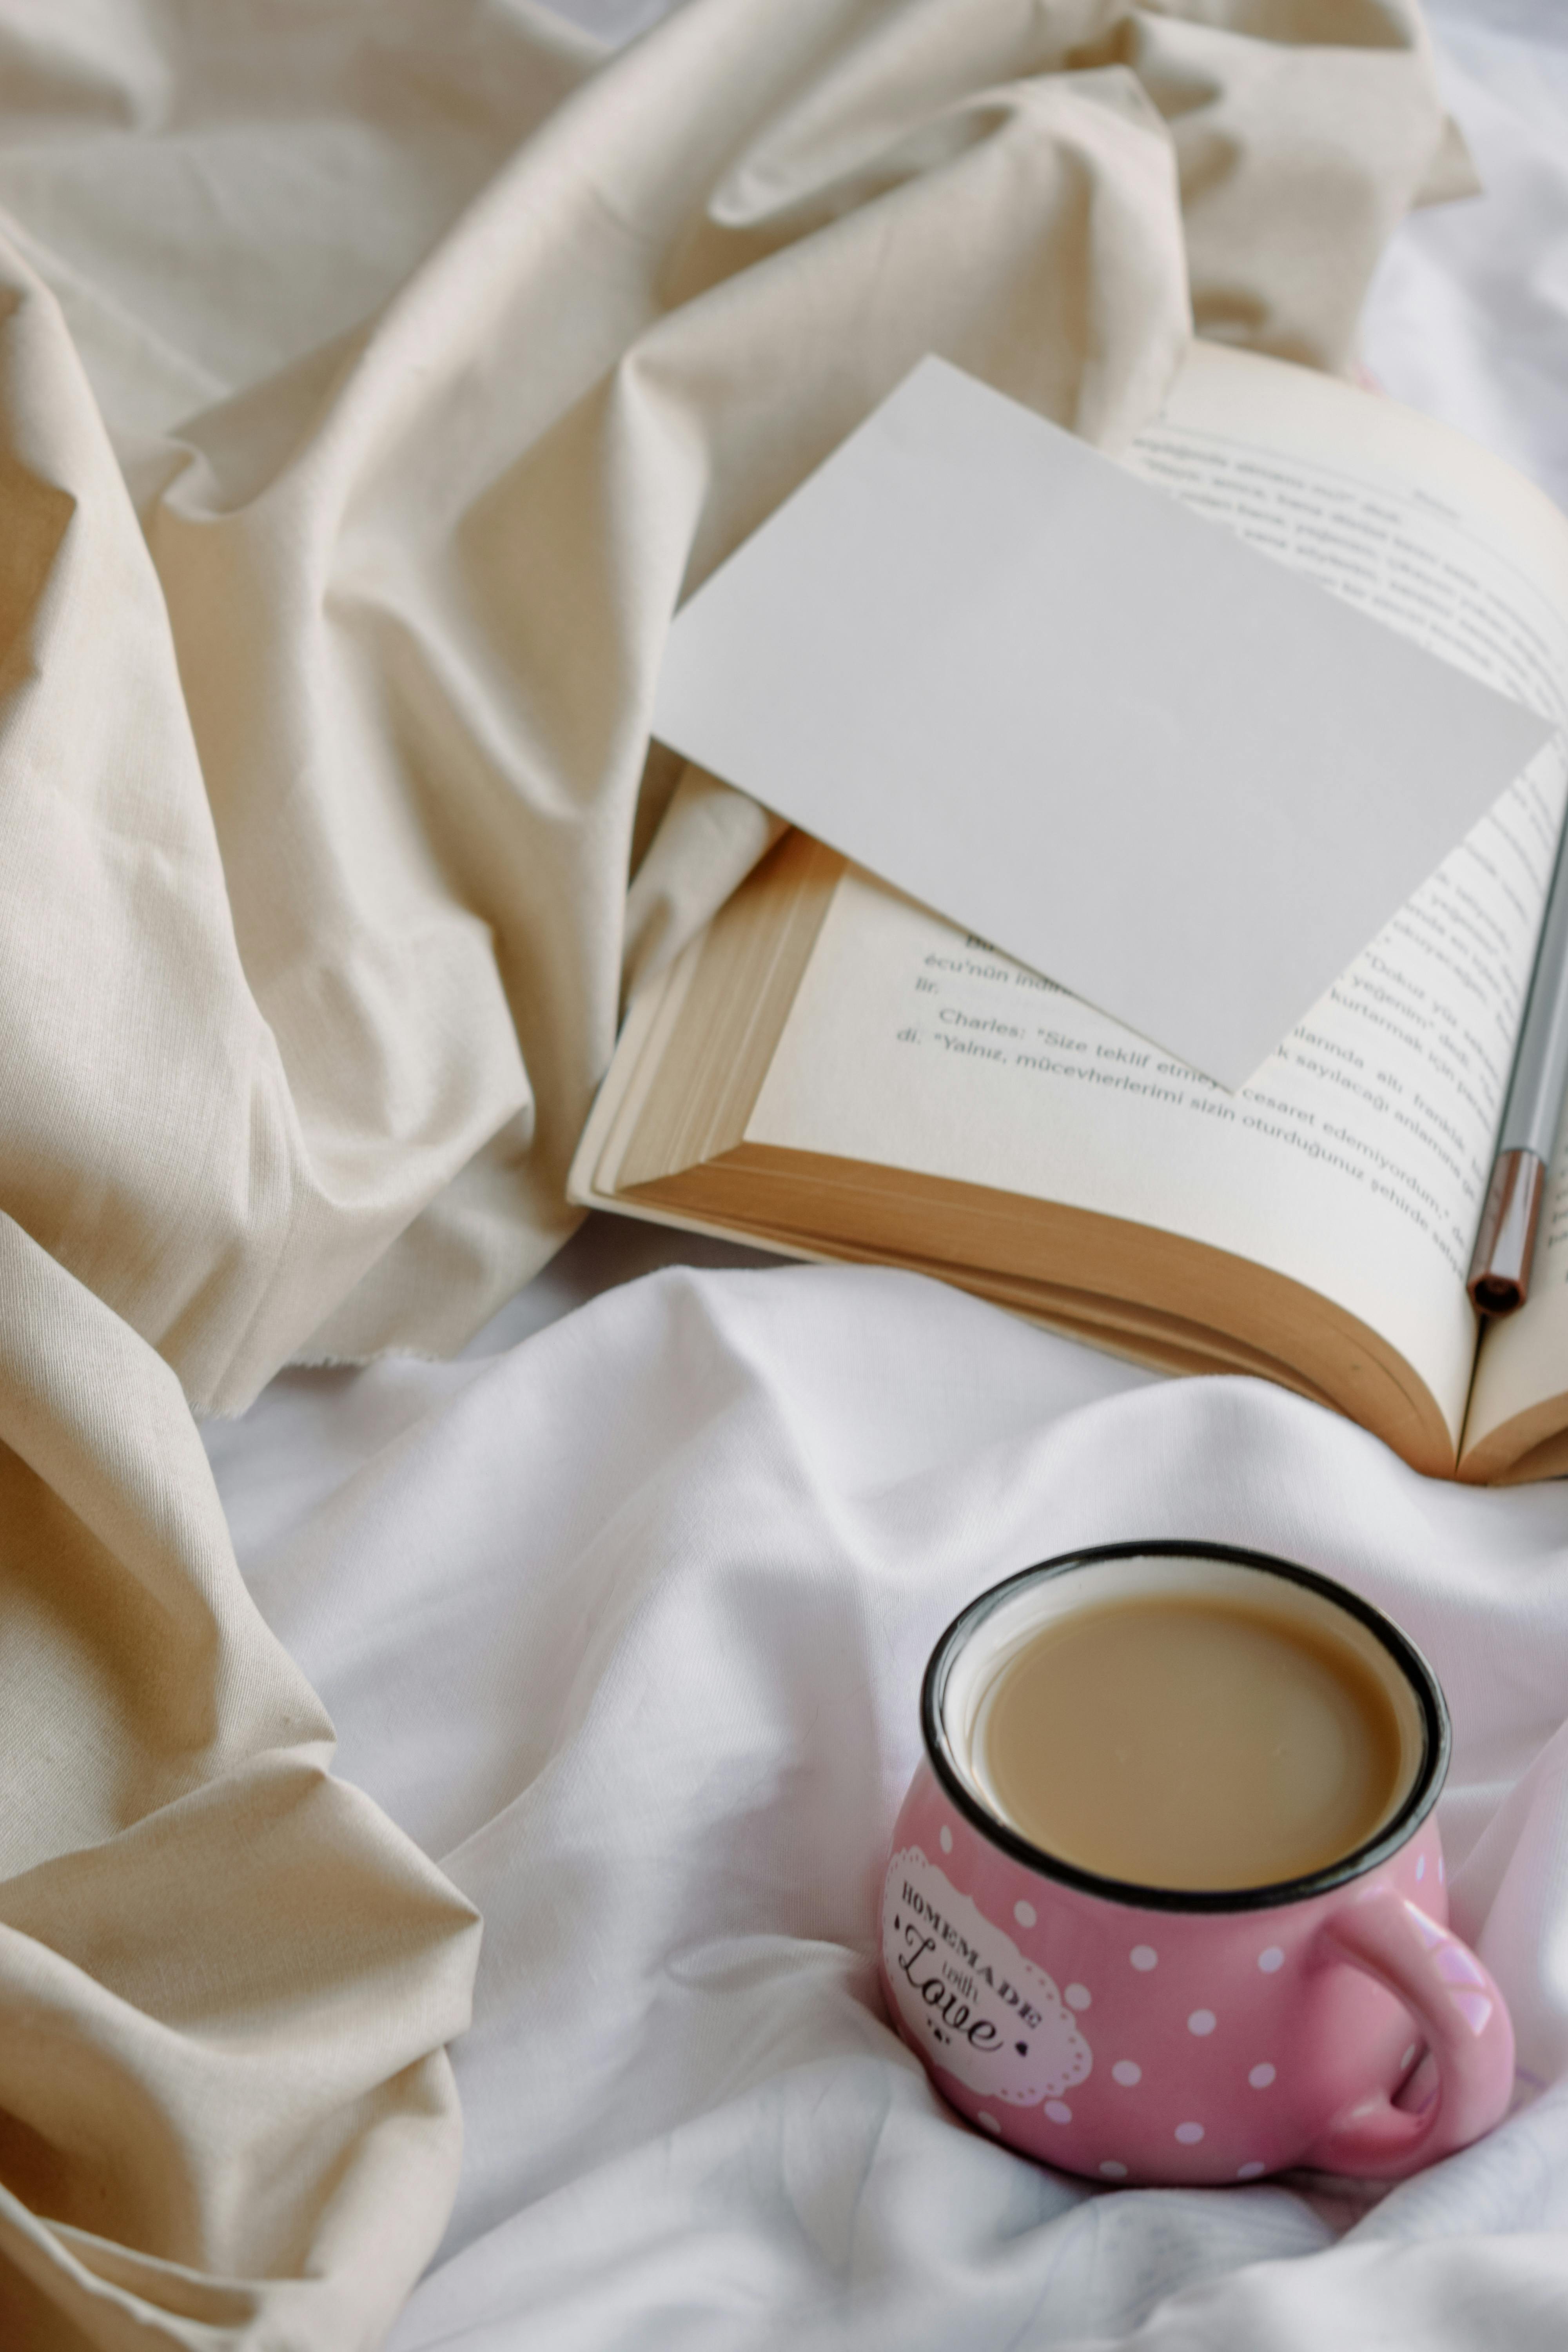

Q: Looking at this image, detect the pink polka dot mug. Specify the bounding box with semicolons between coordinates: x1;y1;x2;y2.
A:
880;1541;1515;2185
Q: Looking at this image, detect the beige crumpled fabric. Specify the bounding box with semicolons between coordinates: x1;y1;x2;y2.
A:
0;1218;481;2348
0;0;1471;2345
3;0;1472;1416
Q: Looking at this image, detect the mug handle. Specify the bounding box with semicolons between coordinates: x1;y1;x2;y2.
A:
1300;1887;1515;2180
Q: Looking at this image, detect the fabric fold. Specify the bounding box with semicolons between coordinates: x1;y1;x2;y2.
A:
0;1216;480;2347
1;0;1465;1412
0;1;1481;2343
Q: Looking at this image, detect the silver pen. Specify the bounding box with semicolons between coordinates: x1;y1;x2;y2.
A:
1468;807;1568;1316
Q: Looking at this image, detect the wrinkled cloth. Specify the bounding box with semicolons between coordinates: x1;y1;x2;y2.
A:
205;1261;1568;2351
1364;0;1568;510
0;0;1502;2345
0;0;1467;1417
0;1216;480;2350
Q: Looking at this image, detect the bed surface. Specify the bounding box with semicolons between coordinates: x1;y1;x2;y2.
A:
187;5;1568;2345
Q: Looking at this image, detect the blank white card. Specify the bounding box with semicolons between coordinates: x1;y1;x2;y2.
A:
652;357;1553;1090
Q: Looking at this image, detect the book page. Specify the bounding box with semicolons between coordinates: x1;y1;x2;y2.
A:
1462;1089;1568;1470
1461;1072;1568;1468
746;346;1568;1448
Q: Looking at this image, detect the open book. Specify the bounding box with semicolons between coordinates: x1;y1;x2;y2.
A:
571;345;1568;1484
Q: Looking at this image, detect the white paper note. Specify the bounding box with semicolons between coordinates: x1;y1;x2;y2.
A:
652;357;1555;1088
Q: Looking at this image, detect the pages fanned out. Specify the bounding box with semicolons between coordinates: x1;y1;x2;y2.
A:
573;344;1568;1483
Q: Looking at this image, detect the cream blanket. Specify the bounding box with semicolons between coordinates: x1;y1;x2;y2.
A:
0;2;1477;2343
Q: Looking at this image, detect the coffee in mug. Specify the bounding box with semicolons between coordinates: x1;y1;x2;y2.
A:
972;1585;1412;1893
880;1542;1514;2185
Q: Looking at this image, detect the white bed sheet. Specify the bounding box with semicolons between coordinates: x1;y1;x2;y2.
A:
210;1266;1568;2351
203;5;1568;2344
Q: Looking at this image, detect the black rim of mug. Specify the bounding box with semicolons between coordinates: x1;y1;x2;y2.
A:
920;1538;1451;1915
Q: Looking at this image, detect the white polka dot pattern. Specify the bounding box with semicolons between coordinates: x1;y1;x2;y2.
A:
1257;1946;1285;1974
1174;2122;1205;2145
1129;1945;1158;1971
1187;2009;1216;2036
1112;2060;1142;2087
